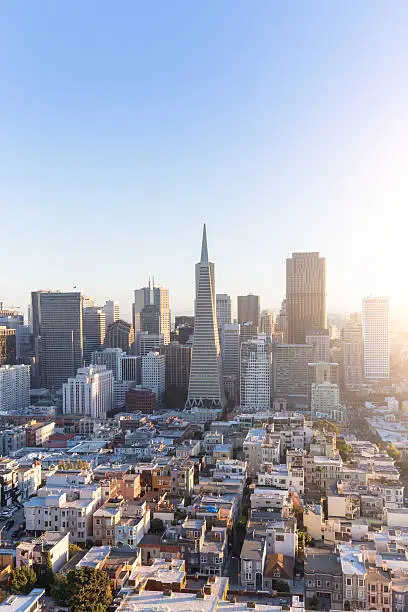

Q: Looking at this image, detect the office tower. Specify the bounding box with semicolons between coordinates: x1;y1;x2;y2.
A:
272;344;314;407
341;314;363;387
185;224;225;409
240;322;258;344
91;348;124;380
62;365;114;419
140;304;160;335
221;324;240;376
311;382;340;419
83;307;106;365
165;341;191;398
240;334;271;410
119;355;140;383
83;296;95;308
216;294;232;327
39;292;83;389
0;364;30;411
306;329;330;363
16;325;32;363
154;286;171;345
260;310;274;337
237;294;260;327
141;351;166;405
275;299;288;343
104;320;134;353
103;300;120;327
135;332;165;357
0;327;16;365
307;362;340;408
133;283;170;344
363;297;390;379
286;252;326;343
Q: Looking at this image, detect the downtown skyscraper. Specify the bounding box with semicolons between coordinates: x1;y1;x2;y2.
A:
185;225;225;408
286;252;326;344
363;296;390;379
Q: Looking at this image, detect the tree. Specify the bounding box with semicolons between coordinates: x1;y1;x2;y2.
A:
10;567;37;595
337;438;352;461
273;579;290;593
387;443;401;462
298;528;312;552
52;567;112;612
69;543;83;558
35;551;54;591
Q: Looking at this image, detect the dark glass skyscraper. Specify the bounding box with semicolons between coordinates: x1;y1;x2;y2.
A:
286;252;326;344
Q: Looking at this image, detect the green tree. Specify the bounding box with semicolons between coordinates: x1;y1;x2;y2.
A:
52;567;112;612
337;438;352;461
298;528;312;552
273;579;290;593
387;443;401;462
35;551;54;591
10;567;37;595
68;543;83;559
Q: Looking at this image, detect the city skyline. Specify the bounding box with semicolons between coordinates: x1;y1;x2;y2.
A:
2;2;408;318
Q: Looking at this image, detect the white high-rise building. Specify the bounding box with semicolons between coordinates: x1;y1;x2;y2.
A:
363;297;390;379
135;332;164;357
62;365;114;419
216;294;232;327
305;329;330;363
0;365;30;412
103;300;120;327
185;225;225;409
91;348;124;380
240;334;271;410
311;382;340;419
141;351;165;405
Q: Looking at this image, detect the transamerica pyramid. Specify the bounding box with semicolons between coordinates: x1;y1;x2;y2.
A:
185;224;226;408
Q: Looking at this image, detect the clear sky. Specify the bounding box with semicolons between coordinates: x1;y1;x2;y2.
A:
1;1;408;321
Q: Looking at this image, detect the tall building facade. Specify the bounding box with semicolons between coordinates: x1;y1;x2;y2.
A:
237;294;260;327
221;324;240;377
83;307;106;365
260;310;274;337
141;351;166;405
140;305;160;335
133;283;170;344
91;348;124;380
307;362;340;409
286;252;326;344
363;297;390;379
0;365;30;412
275;299;287;343
104;320;134;353
39;292;83;389
103;300;120;327
240;335;271;410
216;294;232;327
134;332;164;356
341;314;363;387
0;327;16;365
62;365;114;419
185;225;225;409
306;329;330;363
165;341;191;390
272;343;314;405
311;382;340;420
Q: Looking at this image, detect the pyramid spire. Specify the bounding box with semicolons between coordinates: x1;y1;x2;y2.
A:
200;223;209;263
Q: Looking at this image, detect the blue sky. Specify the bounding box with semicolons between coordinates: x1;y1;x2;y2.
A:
1;1;408;320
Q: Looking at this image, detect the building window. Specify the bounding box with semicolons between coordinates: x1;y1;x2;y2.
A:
346;578;352;586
